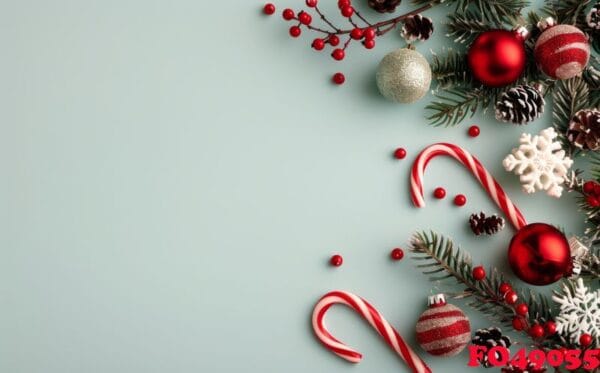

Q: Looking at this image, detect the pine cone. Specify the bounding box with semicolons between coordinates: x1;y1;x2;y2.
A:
469;212;505;236
368;0;401;13
495;85;545;125
401;15;434;42
472;328;511;368
501;361;546;373
566;109;600;151
588;2;600;30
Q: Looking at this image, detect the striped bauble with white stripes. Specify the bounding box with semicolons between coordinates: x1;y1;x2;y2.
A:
534;23;590;80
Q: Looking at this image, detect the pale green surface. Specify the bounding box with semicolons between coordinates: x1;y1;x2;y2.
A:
1;1;583;372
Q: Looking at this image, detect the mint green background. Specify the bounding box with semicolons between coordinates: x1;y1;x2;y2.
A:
1;1;584;372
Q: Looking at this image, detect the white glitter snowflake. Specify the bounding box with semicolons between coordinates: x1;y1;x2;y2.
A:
552;279;600;345
502;127;573;198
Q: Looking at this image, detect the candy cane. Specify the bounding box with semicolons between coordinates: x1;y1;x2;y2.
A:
410;143;527;230
312;291;431;373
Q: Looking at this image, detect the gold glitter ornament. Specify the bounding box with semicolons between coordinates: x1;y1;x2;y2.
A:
376;48;431;103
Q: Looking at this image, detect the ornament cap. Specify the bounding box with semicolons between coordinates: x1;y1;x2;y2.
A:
537;17;556;31
514;26;530;41
428;294;446;307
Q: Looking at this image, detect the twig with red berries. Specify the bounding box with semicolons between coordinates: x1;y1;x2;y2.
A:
263;0;438;83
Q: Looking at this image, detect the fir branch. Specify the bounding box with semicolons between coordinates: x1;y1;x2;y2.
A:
412;0;528;26
445;12;490;44
580;246;600;280
542;0;591;25
430;49;471;89
552;77;590;152
410;231;576;349
426;86;497;126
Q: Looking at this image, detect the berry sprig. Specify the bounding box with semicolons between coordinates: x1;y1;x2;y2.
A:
263;0;437;83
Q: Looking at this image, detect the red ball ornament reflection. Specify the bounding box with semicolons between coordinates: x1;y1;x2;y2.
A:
468;30;526;87
508;223;571;286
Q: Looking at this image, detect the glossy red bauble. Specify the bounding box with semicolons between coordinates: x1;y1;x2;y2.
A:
467;30;526;87
508;223;571;286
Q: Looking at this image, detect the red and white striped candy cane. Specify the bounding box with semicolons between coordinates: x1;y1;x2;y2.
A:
312;291;431;373
410;143;527;230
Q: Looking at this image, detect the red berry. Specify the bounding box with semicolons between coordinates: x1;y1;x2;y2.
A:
544;321;557;335
298;11;312;25
454;194;467;206
363;39;375;49
472;266;486;280
331;48;345;61
312;38;325;51
499;283;512;294
282;8;295;20
306;0;318;7
330;254;343;267
289;26;302;37
515;303;528;316
263;3;276;15
584;181;596;194
391;248;404;261
594;184;600;195
512;316;527;331
587;195;600;207
350;28;363;40
505;290;518;305
580;333;593;347
341;6;354;17
363;28;376;40
328;35;340;46
529;324;544;339
394;148;407;159
433;187;446;199
332;72;345;85
468;125;480;137
337;0;351;8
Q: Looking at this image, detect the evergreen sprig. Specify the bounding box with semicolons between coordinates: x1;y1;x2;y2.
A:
426;86;498;126
552;77;590;152
430;49;471;88
445;12;491;44
412;0;528;26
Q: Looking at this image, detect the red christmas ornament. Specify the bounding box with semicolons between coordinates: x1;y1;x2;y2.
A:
507;223;571;286
467;30;526;87
415;294;471;357
534;22;590;80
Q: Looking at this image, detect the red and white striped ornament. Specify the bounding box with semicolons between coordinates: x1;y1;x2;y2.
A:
415;294;471;357
534;18;590;80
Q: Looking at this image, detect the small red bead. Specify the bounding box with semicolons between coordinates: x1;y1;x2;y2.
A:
391;248;404;261
505;290;518;305
350;28;363;40
580;333;593;347
330;254;343;267
583;181;596;194
282;8;295;20
331;48;345;61
341;6;354;17
328;35;340;46
363;28;376;40
512;317;527;331
306;0;318;7
394;148;407;159
332;72;345;85
263;3;276;15
587;195;600;207
544;321;557;335
338;0;351;8
529;324;544;339
499;283;512;294
363;39;375;49
515;303;528;316
472;266;486;280
454;194;467;206
594;184;600;195
468;125;480;137
433;187;446;199
312;38;325;51
289;26;302;37
298;11;312;25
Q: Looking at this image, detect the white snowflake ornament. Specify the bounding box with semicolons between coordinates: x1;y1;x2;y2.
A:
503;127;573;198
553;279;600;345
